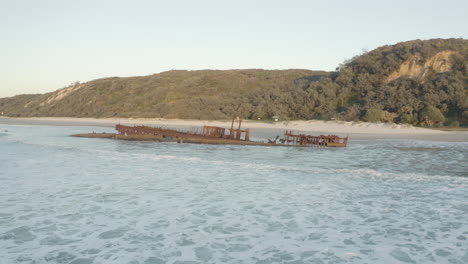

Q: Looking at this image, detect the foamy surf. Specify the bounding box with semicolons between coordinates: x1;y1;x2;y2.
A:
1;124;467;263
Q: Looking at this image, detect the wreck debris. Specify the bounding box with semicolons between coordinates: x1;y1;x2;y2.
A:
72;119;348;147
283;130;348;147
268;136;280;144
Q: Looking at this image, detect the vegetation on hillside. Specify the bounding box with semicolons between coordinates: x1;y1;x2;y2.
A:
0;70;328;120
327;38;468;126
0;38;467;126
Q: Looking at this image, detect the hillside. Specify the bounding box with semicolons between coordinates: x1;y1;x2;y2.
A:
0;69;328;120
326;38;468;126
0;38;467;125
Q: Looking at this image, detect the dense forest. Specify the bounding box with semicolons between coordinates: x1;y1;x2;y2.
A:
1;38;467;126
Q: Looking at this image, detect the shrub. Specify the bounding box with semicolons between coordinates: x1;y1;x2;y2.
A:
363;108;382;122
338;105;361;121
443;119;460;127
420;106;445;126
381;110;398;123
398;113;418;125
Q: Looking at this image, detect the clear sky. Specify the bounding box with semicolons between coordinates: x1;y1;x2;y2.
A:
1;0;467;98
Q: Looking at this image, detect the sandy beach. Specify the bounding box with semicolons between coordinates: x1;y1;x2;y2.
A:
1;117;467;142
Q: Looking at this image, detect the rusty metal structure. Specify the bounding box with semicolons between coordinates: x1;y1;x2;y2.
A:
201;119;250;140
116;119;251;142
74;119;348;147
283;130;348;147
116;124;200;139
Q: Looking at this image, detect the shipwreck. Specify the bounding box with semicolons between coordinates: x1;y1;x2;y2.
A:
72;119;348;147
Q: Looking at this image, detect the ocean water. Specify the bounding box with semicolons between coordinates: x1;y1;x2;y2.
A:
0;124;467;264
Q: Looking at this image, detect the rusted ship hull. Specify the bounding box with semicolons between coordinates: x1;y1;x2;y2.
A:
72;133;116;139
72;133;164;141
72;121;348;148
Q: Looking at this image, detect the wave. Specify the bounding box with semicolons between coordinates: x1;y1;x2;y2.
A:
3;133;466;183
109;150;468;183
333;168;468;183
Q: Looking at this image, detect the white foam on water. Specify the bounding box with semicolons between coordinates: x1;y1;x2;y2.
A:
1;124;468;263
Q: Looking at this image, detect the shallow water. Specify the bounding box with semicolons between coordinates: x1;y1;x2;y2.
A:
1;124;467;264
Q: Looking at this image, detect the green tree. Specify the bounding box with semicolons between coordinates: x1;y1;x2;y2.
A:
420;106;445;126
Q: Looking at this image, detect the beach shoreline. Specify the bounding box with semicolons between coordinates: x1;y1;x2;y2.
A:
1;116;467;142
